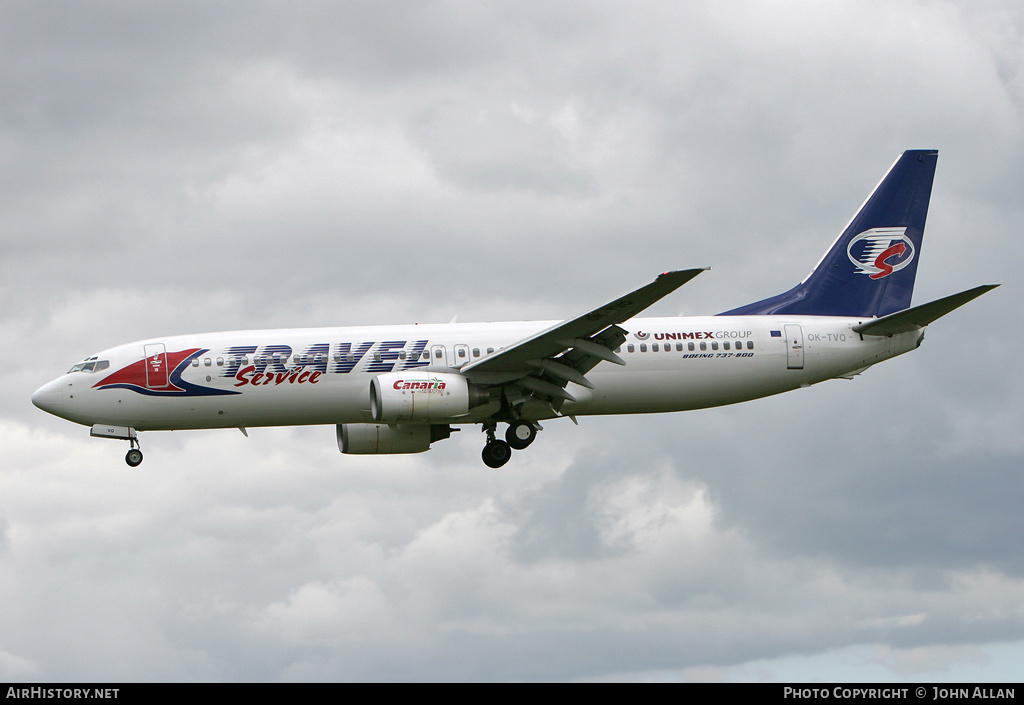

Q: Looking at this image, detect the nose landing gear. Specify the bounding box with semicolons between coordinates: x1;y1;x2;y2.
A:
88;425;144;467
125;437;143;467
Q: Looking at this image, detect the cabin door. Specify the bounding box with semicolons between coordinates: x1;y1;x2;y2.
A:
143;343;170;388
784;324;804;370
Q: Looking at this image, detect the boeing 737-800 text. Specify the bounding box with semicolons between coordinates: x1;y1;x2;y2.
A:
33;150;997;468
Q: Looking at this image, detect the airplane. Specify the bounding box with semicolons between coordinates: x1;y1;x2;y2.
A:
32;149;997;468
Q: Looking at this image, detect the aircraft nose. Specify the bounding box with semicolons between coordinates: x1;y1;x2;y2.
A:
32;379;64;416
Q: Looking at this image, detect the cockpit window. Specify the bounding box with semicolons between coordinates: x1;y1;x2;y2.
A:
67;357;109;374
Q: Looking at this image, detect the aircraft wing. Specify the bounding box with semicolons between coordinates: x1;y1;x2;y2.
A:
852;284;998;336
460;268;706;404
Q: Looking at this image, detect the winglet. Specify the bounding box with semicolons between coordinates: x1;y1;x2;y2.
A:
853;284;998;336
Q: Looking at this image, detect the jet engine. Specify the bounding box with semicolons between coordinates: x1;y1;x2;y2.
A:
370;372;489;423
337;423;452;454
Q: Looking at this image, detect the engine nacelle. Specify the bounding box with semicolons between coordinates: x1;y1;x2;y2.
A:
370;372;488;423
337;423;452;455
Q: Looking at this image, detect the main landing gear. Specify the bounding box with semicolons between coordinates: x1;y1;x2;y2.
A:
482;437;512;468
481;420;538;468
506;420;537;450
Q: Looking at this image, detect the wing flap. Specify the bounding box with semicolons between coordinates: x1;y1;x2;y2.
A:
526;359;596;389
555;338;625;365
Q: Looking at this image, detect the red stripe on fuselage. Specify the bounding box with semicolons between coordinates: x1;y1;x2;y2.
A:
93;349;201;392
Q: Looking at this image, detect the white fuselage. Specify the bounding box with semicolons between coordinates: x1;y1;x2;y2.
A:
35;315;922;432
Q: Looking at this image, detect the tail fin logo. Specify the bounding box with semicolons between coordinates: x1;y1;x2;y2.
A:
847;227;915;280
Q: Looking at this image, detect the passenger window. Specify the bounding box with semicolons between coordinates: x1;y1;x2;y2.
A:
373;353;381;362
700;342;707;351
204;358;212;366
473;348;480;357
747;341;754;350
434;349;443;359
487;348;494;354
676;343;683;351
711;342;718;350
627;344;635;353
191;359;200;367
399;351;406;360
640;344;647;352
217;357;224;366
724;342;730;351
652;343;659;352
458;348;466;358
688;342;695;351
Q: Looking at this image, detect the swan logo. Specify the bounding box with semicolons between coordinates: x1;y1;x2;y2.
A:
847;227;915;280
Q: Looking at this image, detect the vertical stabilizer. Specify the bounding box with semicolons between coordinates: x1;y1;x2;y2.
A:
720;149;938;317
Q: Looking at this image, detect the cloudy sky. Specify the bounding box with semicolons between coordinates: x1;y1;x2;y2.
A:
2;0;1022;682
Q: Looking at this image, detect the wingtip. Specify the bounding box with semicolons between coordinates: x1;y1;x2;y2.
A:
658;266;710;277
968;283;1000;296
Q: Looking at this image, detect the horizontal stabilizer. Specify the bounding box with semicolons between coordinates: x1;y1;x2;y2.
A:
853;285;999;336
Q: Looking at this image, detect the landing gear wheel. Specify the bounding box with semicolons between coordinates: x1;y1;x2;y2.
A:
125;448;143;467
482;439;512;468
506;420;537;450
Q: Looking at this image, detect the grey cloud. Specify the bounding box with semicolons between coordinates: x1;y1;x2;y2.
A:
2;0;1022;682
